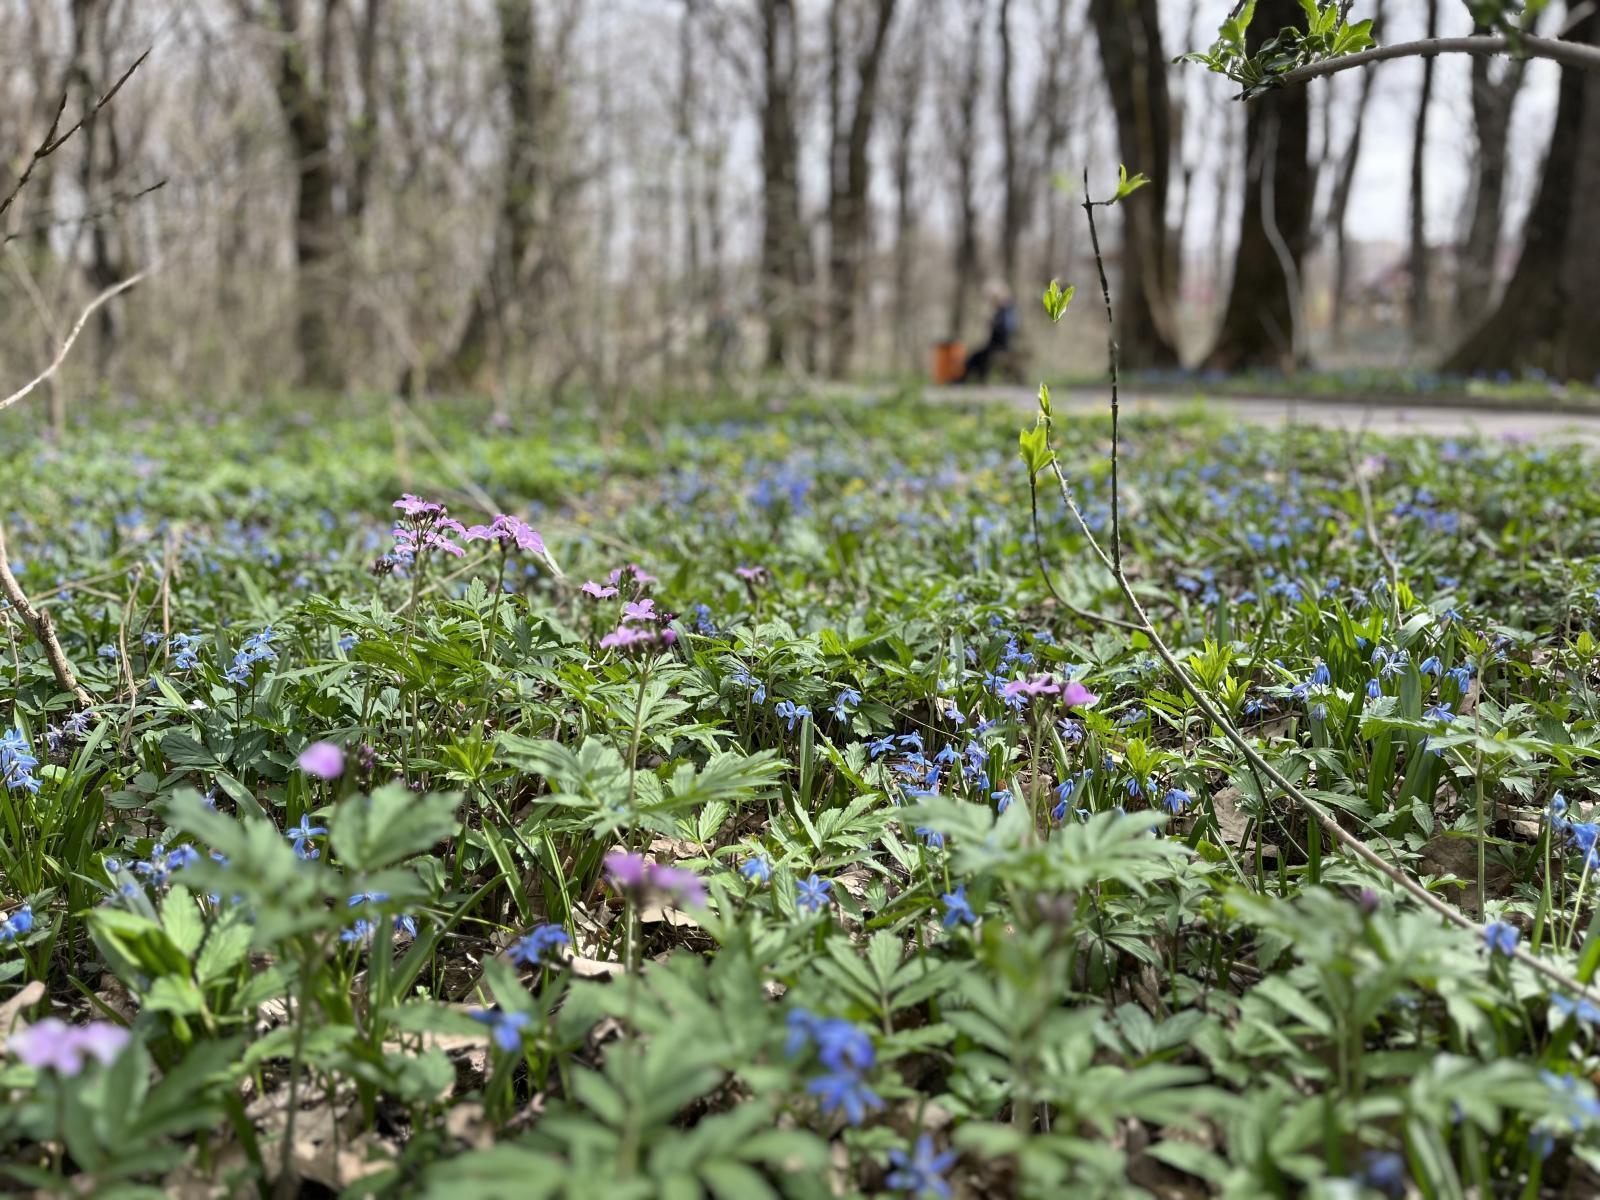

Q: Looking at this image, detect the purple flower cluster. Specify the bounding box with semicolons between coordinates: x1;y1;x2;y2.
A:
10;1019;129;1075
603;850;706;906
391;494;468;561
464;513;545;555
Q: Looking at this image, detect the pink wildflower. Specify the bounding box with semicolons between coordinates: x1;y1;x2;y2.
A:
465;514;546;555
622;598;657;622
603;850;647;888
1001;674;1062;701
648;863;707;907
581;581;620;599
298;741;345;780
11;1019;129;1075
1061;680;1099;708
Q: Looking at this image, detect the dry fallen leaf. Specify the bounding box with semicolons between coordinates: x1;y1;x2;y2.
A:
0;981;45;1053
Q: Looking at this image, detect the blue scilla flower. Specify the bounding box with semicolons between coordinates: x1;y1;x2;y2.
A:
1424;703;1453;723
915;826;944;849
0;904;33;944
286;815;327;860
1162;788;1193;815
806;1069;884;1125
347;890;390;907
507;924;570;967
1447;664;1474;693
941;886;976;928
867;735;896;759
733;670;767;705
340;919;375;944
1483;920;1519;957
774;700;811;731
1543;1070;1600;1131
1553;994;1600;1025
470;1007;532;1052
1310;702;1328;722
887;1135;958;1199
828;687;862;722
1357;1150;1407;1199
796;874;832;913
0;730;41;795
740;855;773;884
1419;656;1443;679
991;789;1012;813
1366;678;1382;700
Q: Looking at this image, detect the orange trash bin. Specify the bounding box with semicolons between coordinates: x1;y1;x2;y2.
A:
932;341;966;384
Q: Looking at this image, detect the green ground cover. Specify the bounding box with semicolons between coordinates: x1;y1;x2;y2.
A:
2;387;1600;1197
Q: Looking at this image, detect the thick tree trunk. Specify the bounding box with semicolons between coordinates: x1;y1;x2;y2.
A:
438;0;540;391
69;0;128;379
1202;0;1311;372
889;21;924;372
1407;0;1439;340
1328;15;1381;346
255;0;343;390
760;0;805;369
997;0;1020;291
347;0;384;229
1444;11;1600;380
946;0;985;341
1088;0;1180;368
826;0;897;378
1454;26;1523;329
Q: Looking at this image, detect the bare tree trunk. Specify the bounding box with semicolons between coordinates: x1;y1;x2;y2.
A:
1445;9;1600;379
946;0;985;341
69;0;129;381
1328;1;1382;346
1454;23;1524;329
1088;0;1180;368
437;0;540;391
347;0;383;228
759;0;804;369
997;0;1020;291
826;0;897;378
1202;0;1311;372
888;17;925;371
241;0;343;389
1407;0;1438;340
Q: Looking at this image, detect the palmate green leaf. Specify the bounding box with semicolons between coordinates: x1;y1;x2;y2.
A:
330;783;461;870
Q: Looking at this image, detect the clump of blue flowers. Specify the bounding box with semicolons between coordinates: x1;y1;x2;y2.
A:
787;1008;883;1125
1;729;41;795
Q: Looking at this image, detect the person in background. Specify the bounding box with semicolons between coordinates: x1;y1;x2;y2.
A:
961;284;1018;383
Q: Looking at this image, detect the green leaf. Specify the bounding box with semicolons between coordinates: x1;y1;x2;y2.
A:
1019;419;1055;479
331;784;461;871
1042;279;1075;323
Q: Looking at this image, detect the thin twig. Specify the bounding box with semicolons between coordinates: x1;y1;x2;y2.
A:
0;269;151;417
1050;191;1600;1006
1027;478;1140;632
0;47;153;221
0;523;93;708
1080;169;1121;577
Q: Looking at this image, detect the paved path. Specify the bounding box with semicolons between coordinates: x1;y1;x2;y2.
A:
930;385;1600;444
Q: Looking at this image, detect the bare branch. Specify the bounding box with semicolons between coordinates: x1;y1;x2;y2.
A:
0;46;152;221
1276;34;1600;89
0;523;94;708
0;269;152;417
